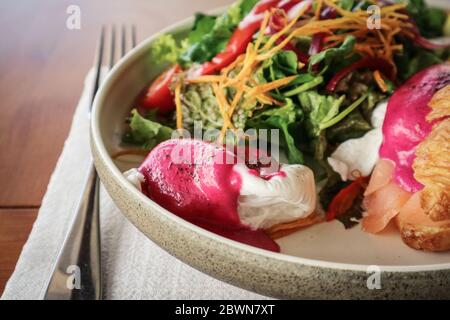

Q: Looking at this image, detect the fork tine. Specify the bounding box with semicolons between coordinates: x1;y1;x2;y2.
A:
121;24;127;58
91;25;105;107
131;25;137;48
109;25;116;70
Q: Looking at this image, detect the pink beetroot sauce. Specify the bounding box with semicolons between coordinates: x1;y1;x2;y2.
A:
379;63;450;193
138;139;280;252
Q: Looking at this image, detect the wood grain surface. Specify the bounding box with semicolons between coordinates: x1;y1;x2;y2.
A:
0;0;230;297
0;209;38;295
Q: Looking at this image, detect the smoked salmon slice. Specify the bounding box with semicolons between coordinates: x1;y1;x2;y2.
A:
364;159;395;197
362;181;411;233
362;159;411;234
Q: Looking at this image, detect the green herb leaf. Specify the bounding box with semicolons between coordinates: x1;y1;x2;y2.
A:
319;93;368;130
406;0;447;38
308;36;356;74
298;91;346;137
187;14;217;44
395;44;444;81
247;99;304;164
269;50;299;78
284;76;323;96
338;0;354;11
179;0;258;65
124;109;173;150
149;34;185;65
326;110;372;143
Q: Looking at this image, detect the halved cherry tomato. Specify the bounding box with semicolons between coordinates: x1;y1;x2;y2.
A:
140;64;182;114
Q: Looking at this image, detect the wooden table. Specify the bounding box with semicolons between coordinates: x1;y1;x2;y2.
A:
0;0;230;296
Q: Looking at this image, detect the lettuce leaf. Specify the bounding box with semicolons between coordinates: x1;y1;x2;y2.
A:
394;1;449;81
395;42;445;81
298;91;346;137
256;50;323;99
326;110;372;143
149;34;186;65
123;109;173;150
247;99;304;164
308;36;356;74
180;0;258;65
338;0;355;11
407;0;447;38
180;14;232;65
266;50;299;80
187;14;218;45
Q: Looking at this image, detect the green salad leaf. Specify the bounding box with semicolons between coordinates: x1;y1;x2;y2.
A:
179;0;258;65
326;110;372;143
187;14;218;45
308;36;356;74
319;93;368;130
267;50;299;80
149;34;186;65
298;91;346;137
247;99;304;164
406;0;447;38
123;109;173;150
395;44;445;81
338;0;355;11
180;13;231;65
257;50;323;97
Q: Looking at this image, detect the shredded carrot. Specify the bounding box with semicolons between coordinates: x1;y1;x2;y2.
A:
386;12;410;20
373;70;388;93
229;87;245;117
187;75;224;84
212;83;234;131
221;55;245;76
175;81;183;130
246;75;297;97
226;43;257;86
380;3;407;13
254;11;271;50
315;0;323;20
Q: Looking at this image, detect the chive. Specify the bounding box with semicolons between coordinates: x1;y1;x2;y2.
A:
284;76;323;97
285;73;316;87
320;93;368;130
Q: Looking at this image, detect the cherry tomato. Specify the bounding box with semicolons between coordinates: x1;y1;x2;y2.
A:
140;64;181;114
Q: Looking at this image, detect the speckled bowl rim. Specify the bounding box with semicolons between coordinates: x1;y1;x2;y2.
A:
91;6;450;274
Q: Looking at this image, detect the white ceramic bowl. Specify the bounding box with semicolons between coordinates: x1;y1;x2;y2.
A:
91;4;450;299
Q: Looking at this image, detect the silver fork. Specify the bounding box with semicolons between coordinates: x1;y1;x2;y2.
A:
44;25;136;300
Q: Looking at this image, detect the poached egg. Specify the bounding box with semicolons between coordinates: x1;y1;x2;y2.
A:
125;139;316;251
